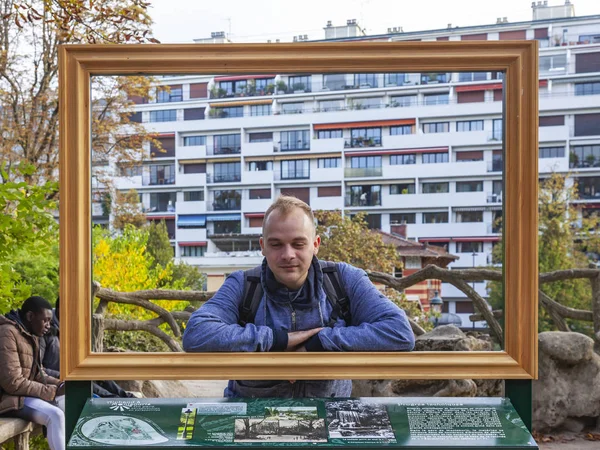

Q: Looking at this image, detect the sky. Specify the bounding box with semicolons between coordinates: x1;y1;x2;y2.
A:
149;0;600;44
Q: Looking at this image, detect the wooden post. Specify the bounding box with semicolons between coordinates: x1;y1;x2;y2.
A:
91;313;105;353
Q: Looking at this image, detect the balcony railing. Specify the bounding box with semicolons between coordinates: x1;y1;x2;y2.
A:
142;175;176;186
570;157;600;169
279;142;310;151
206;200;242;211
344;167;383;178
274;171;310;181
206;146;241;155
344;197;382;207
344;137;382;148
206;173;241;184
486;192;503;203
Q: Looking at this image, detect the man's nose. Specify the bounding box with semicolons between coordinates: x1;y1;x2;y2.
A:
281;245;295;259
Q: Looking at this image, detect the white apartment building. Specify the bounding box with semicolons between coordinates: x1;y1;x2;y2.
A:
101;1;600;327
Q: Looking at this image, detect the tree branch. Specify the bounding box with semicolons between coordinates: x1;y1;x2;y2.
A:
103;318;182;352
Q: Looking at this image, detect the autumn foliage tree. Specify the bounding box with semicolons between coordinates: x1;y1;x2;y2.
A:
314;210;402;273
488;172;600;334
0;1;160;186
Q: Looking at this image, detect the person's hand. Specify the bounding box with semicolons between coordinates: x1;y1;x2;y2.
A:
285;328;323;351
54;382;65;399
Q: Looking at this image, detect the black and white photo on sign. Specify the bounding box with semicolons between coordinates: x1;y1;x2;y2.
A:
326;400;396;440
234;406;326;443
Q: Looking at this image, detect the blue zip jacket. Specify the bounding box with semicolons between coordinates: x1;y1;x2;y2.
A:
183;256;415;398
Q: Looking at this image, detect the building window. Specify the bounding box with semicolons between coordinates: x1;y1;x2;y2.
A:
249;132;273;142
456;181;483;192
254;77;275;94
184;191;204;202
390;183;415;195
281;159;309;179
248;161;273;171
539;115;564;127
318;158;341;168
156;85;182;103
422;122;449;133
423;212;448;223
183;135;206;146
350;156;382;169
422;152;448;164
183;108;205;121
422;182;449;194
181;246;205;257
351;97;382;109
250;104;271;116
212;190;241;210
346;185;381;207
213;162;241;183
213;106;243;118
319;100;344;112
119;164;142;177
249;188;271;199
148;192;176;212
457;120;484;132
456;211;483;222
349;128;382;147
390;213;416;224
149;109;177;122
317;186;341;197
577;177;600;199
148;164;175;185
424;93;449;105
571;145;600;168
539;147;565;158
280;130;310;151
390;95;417;107
214;134;241;154
455;151;483;162
324;74;347;91
539;55;567;73
219;80;247;96
458;72;487;82
385;73;407;85
456;241;483;253
574;113;600;137
317;129;342;139
575;82;600;96
390;125;414;135
354;73;378;87
288;75;311;92
281;102;305;114
390;154;416;165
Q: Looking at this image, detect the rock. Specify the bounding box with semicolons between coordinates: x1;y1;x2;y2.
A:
389;379;478;397
533;332;600;432
561;417;587;433
414;325;493;351
351;380;395;397
539;331;594;365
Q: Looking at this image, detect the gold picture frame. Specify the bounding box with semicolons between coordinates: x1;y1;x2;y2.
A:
59;41;538;380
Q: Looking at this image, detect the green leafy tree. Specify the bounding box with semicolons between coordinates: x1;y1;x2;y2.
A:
314;210;402;273
147;220;173;269
112;189;146;230
489;172;599;334
0;164;58;312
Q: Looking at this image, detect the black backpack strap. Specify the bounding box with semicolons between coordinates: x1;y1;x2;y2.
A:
319;261;351;327
239;266;264;326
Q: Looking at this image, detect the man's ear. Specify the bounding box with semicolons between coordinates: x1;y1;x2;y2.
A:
259;237;265;256
25;311;34;323
313;235;321;255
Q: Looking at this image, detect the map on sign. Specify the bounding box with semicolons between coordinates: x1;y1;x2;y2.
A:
80;415;169;445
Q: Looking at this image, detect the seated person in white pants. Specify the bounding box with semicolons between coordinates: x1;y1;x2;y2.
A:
0;296;65;450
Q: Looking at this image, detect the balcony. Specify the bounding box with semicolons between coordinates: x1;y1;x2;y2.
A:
486;192;503;204
206;173;241;184
344;167;383;178
243;141;276;156
178;145;206;160
420;73;449;84
206;200;241;211
539;125;569;142
176;200;206;215
207;146;241;156
311;138;345;152
344;197;381;207
344;137;382;149
142;174;175;186
274;171;310;181
311;167;343;182
279;142;310;152
242;170;273;184
177;172;206;187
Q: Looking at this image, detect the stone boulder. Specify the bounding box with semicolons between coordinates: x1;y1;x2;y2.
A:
352;325;501;397
116;380;194;398
533;331;600;432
